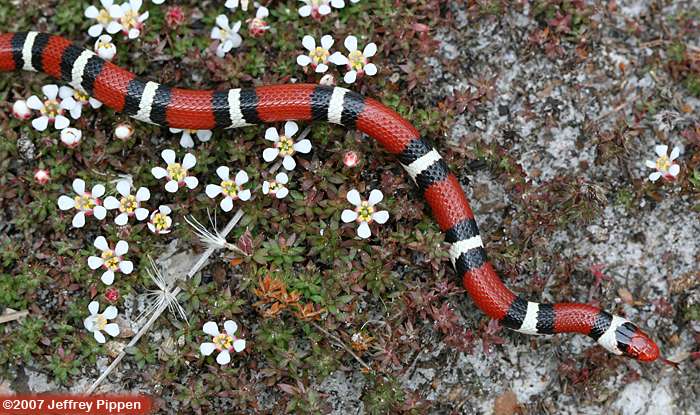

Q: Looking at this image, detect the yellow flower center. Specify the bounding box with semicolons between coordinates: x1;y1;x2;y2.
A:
656;155;671;173
41;99;62;118
167;163;187;182
74;194;96;211
97;9;112;25
152;213;170;231
221;180;240;198
348;50;366;71
120;9;139;31
276;136;295;156
213;333;234;351
357;201;374;222
101;250;120;271
218;28;229;38
93;314;108;331
309;47;330;65
119;194;138;213
73;90;90;104
269;181;282;192
96;39;112;50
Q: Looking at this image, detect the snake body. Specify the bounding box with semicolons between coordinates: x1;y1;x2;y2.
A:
0;32;660;361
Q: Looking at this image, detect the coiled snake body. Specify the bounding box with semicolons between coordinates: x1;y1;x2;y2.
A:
0;32;660;361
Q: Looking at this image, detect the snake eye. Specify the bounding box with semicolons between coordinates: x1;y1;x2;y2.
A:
616;322;659;362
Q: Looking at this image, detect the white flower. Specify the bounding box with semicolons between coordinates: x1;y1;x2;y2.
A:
169;128;212;149
148;205;173;234
225;0;249;10
151;149;198;193
262;172;289;199
59;86;102;120
645;145;681;182
119;0;149;39
25;85;74;131
88;236;133;285
248;6;270;37
297;35;345;73
115;123;134;140
262;121;312;171
94;34;117;60
103;180;150;225
152;0;165;3
332;36;378;84
199;320;246;365
60;127;82;148
12;100;31;119
298;0;343;18
57;178;107;228
319;73;336;86
84;301;120;343
85;0;124;38
211;15;242;58
206;167;251;212
341;189;389;239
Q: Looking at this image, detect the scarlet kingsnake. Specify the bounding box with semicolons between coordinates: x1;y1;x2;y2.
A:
0;31;660;361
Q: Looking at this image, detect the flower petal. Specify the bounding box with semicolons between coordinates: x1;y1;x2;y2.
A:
200;342;217;356
302;35;316;52
115;212;129;226
26;95;43;110
276;187;288;199
363;42;377;58
53;115;70;130
233;339;246;353
31;116;49;131
119;260;133;274
344;35;358;52
179;133;194;148
293;139;312;154
136;187;150;202
203;321;220;336
85;5;99;18
648;171;662;182
165;180;179;193
276;172;289;184
368;189;383;206
234;170;248;185
135;208;149;221
103;323;120;337
264;127;279;142
644;160;657;169
364;63;378;76
94;236;109;251
328;52;348;66
88;256;104;270
220;197;234;212
320;35;334;50
372;210;389;224
670;146;680;161
161;149;176;164
224;320;238;335
341;209;358;223
238;189;251;201
344;70;358;84
315;63;329;73
654;145;668;158
101;270;115;285
182;153;196;170
116;180;131;197
282;155;296;171
57;195;75;210
668;164;680;176
91;184;106;198
357;221;371;239
297;54;312;67
42;84;59;100
284;121;299;137
103;305;118;319
346;189;361;206
93;205;107;220
206;184;223;199
184;176;199;189
216;350;231;365
93;330;106;343
263;147;280;162
197;130;212;142
152;166;168;179
298;4;311;16
72;211;86;228
88;301;100;316
115;240;129;256
216;166;230;181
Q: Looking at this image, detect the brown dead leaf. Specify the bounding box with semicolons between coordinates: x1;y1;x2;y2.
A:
494;390;521;415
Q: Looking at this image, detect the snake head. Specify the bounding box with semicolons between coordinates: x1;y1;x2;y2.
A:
617;322;659;362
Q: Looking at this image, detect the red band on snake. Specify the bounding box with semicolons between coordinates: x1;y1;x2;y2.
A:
0;31;660;361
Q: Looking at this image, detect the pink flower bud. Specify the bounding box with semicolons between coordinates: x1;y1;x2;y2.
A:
34;169;50;184
12;100;31;120
115;123;134;140
166;6;186;28
343;151;359;167
60;128;82;148
105;287;119;303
